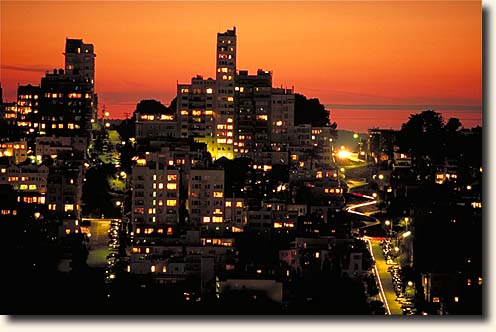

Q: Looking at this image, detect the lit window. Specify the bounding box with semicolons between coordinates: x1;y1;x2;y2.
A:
19;184;28;190
257;115;268;121
166;183;177;190
64;204;74;212
158;183;164;189
206;88;213;94
203;216;211;223
227;97;234;102
151;265;156;273
213;192;223;198
181;110;188;116
162;266;167;273
236;201;243;208
166;200;177;207
212;216;223;223
28;184;37;190
225;201;232;207
167;175;177;181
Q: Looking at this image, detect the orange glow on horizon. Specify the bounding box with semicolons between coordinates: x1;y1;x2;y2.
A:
1;1;481;131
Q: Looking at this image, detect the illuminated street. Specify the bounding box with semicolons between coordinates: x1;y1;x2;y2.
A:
367;237;403;315
83;218;113;267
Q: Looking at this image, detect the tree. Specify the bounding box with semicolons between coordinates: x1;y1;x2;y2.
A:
294;93;330;127
396;110;447;177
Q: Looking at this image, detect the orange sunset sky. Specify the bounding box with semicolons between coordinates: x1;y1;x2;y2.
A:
1;0;482;132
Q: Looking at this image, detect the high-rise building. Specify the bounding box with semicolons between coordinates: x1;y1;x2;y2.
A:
17;84;41;146
215;27;237;151
234;69;272;158
130;154;180;227
176;75;216;139
39;69;94;138
270;87;295;146
64;38;95;85
64;38;97;122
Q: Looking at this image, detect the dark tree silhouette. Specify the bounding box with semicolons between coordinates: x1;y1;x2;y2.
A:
294;93;332;127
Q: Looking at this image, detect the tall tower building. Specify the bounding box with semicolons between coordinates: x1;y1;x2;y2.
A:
64;38;97;121
214;27;237;154
64;38;95;84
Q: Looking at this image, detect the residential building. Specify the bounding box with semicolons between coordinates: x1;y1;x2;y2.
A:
234;69;272;158
176;75;216;139
0;141;28;164
130;154;180;227
39;69;94;138
215;27;237;152
187;169;224;226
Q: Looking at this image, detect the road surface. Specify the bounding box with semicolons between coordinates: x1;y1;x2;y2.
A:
367;237;404;315
83;218;113;267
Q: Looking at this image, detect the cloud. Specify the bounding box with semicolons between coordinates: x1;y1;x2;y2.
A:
1;64;50;73
325;104;482;112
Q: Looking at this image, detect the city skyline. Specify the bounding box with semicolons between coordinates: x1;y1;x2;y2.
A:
1;1;482;132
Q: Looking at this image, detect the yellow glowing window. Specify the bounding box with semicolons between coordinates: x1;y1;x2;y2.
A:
158;183;164;189
19;184;28;190
145;247;150;253
316;171;323;179
206;88;213;94
166;200;177;207
227;117;233;123
181;110;188;116
217;138;226;144
28;184;37;190
274;222;283;228
160;114;173;120
64;204;74;212
213;192;223;198
151;265;156;273
225;201;232;207
227;139;233;144
148;208;156;214
192;110;201;116
227;125;233;130
227;97;234;102
203;216;211;223
1;168;6;174
205;110;213;115
276;121;283;127
236;201;243;208
212;216;223;223
167;175;177;181
131;247;140;253
167;227;173;235
257;115;268;121
166;183;177;190
162;266;167;273
180;88;189;93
